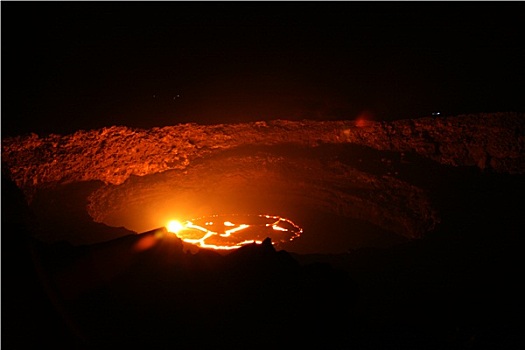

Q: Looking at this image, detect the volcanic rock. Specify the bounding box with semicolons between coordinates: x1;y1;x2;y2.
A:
2;112;523;249
2;113;523;194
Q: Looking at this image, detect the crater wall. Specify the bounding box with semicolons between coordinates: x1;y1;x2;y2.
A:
3;112;523;196
2;112;523;249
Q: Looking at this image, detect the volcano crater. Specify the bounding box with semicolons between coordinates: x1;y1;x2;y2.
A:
3;113;522;254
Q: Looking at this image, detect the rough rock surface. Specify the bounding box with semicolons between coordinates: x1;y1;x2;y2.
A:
3;112;523;195
85;148;439;242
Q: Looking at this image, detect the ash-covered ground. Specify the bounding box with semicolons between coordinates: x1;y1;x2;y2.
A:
2;113;525;348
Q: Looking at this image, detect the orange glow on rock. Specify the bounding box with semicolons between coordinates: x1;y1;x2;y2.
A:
165;214;302;250
133;234;159;252
355;110;375;127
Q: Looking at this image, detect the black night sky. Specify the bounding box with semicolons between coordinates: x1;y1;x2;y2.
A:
2;2;524;137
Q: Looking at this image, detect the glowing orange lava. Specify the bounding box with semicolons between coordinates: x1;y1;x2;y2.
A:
166;214;302;250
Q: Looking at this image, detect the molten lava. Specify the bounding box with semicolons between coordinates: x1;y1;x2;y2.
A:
166;214;302;250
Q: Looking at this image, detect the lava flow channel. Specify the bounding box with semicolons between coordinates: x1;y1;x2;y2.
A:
166;214;302;250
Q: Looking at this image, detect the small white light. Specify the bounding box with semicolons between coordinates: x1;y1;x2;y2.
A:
167;220;184;233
